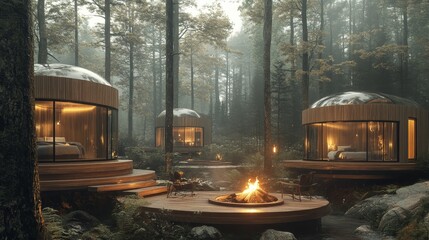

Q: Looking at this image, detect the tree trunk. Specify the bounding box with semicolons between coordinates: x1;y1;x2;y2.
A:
173;0;179;108
74;0;79;66
105;0;111;83
191;46;194;109
165;0;174;173
301;0;310;110
263;0;273;176
37;0;47;64
402;5;409;96
152;25;157;144
158;28;163;112
290;7;296;81
128;42;134;141
0;1;46;238
225;51;229;117
214;62;220;126
348;0;353;86
318;0;325;97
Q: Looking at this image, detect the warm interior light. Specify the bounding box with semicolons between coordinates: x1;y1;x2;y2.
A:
272;145;277;153
56;120;61;126
62;106;96;113
408;119;416;159
35;105;49;111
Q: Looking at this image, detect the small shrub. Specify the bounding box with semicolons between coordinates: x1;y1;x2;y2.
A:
125;147;164;172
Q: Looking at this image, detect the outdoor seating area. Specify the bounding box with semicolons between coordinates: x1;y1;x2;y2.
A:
167;171;195;198
141;191;331;225
277;172;318;201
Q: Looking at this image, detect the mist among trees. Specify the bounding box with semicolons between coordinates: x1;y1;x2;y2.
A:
33;0;429;151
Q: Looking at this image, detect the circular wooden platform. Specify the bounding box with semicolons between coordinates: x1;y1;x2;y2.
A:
141;191;331;225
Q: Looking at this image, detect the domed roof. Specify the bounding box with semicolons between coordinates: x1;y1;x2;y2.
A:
34;63;111;86
311;91;419;108
158;108;201;118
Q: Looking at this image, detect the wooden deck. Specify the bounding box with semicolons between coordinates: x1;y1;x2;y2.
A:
39;160;166;195
281;160;418;179
141;191;331;225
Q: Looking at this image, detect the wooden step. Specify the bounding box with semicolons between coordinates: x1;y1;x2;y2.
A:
124;186;168;197
39;160;134;180
41;169;156;191
88;180;157;192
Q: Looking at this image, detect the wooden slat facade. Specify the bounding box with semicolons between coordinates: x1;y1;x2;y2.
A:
302;104;429;163
35;76;119;109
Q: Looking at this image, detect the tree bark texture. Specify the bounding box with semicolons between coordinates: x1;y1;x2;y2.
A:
165;0;174;173
225;51;229;117
74;0;79;66
152;25;157;143
214;63;220;126
37;0;47;64
402;5;409;96
128;42;134;141
173;0;179;108
0;0;46;238
105;0;111;83
301;0;310;110
191;46;194;109
263;0;273;176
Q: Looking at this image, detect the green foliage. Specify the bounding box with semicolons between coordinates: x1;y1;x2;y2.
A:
113;196;191;240
125;147;164;172
201;136;260;165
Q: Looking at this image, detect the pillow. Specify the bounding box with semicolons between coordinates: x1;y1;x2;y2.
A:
337;145;351;151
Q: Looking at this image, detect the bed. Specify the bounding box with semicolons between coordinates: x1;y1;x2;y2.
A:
327;145;366;161
37;140;84;160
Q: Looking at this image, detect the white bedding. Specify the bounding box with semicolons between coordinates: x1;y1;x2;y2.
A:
328;150;366;161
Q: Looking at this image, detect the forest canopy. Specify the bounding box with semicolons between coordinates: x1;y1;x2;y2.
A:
32;0;429;148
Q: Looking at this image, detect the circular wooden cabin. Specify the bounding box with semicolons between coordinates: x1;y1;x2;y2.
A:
284;91;429;179
34;63;119;161
155;108;212;153
302;91;429;163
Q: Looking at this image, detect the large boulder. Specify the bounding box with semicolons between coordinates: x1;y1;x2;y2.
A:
190;225;222;240
378;206;410;235
345;194;399;225
354;225;390;240
396;182;429;198
347;181;429;237
394;194;428;214
259;229;297;240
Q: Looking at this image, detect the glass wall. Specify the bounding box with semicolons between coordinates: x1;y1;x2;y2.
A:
156;127;204;148
35;100;118;161
304;121;398;161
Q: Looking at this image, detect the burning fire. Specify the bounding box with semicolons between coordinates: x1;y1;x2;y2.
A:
211;176;280;206
240;177;260;196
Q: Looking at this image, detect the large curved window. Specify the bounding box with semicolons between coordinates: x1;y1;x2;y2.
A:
304;121;398;162
156;127;204;148
35;101;118;161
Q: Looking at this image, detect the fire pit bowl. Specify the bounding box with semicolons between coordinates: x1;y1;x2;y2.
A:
208;194;284;207
208;177;284;207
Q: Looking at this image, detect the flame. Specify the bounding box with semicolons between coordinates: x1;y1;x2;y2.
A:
241;177;260;195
